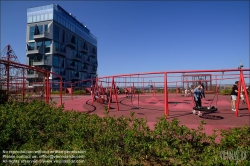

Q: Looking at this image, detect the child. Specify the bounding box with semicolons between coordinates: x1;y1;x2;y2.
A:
193;84;203;108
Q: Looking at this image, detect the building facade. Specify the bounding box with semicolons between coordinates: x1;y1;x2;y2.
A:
26;4;97;89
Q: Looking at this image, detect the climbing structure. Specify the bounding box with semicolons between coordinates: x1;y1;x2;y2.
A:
0;44;25;92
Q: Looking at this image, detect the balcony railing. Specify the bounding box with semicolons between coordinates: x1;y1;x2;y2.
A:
33;31;50;41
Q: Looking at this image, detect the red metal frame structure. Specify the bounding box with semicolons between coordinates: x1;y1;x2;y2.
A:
90;68;249;117
0;45;63;105
182;74;212;90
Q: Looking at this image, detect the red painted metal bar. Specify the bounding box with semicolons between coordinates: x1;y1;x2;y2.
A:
240;70;250;113
164;73;169;116
113;77;119;111
154;82;156;96
71;83;73;100
60;78;62;105
176;82;178;96
48;76;51;102
92;68;250;79
132;82;135;97
22;68;25;102
235;75;241;117
108;78;113;111
142;77;144;94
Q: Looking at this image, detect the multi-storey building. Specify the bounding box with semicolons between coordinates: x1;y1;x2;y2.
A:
26;4;97;89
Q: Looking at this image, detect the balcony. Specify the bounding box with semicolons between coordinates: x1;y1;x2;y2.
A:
83;57;90;64
79;66;88;72
65;62;76;70
59;71;66;78
88;52;96;58
65;33;76;49
27;48;43;56
54;49;66;57
79;47;88;54
26;72;44;79
69;56;81;61
90;68;97;74
34;31;50;41
33;60;45;66
70;74;80;80
92;61;98;67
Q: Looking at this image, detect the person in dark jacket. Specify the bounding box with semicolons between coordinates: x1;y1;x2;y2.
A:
193;84;203;108
230;81;239;111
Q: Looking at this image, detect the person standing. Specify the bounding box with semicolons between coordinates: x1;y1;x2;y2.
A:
230;81;239;111
193;84;203;108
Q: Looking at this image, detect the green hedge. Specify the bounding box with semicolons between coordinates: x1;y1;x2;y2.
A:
73;90;86;95
0;101;249;165
220;88;232;95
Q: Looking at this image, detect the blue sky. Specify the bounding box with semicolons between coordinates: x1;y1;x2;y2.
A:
1;1;249;81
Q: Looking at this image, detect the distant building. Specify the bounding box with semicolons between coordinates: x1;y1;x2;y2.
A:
26;4;97;89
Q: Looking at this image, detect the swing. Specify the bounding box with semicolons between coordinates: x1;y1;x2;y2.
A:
193;72;224;116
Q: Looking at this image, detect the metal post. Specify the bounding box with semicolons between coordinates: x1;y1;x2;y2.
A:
60;78;62;105
240;70;250;113
46;72;49;103
71;83;73;100
235;75;241;117
215;75;218;93
164;73;169;116
22;68;25;102
176;81;178;96
113;77;119;111
154;82;156;96
6;45;10;101
133;82;135;97
142;77;144;94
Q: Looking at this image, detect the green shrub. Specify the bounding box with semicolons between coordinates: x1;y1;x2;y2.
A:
220;88;232;95
73;90;86;95
50;90;65;94
0;101;249;165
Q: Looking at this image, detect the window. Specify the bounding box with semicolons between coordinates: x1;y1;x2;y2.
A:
60;69;66;75
29;26;35;40
79;52;82;58
54;41;59;51
28;16;32;23
54;14;58;22
71;35;75;44
62;59;64;67
33;15;36;22
53;56;59;67
48;13;53;20
75;37;78;49
54;67;59;74
44;24;48;32
38;25;43;34
73;49;78;57
34;25;43;35
44;14;48;20
36;42;42;50
37;15;40;22
28;42;35;50
60;43;65;52
62;30;65;43
70;60;75;66
54;25;59;41
29;58;34;66
44;41;51;53
41;14;44;21
84;42;88;50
